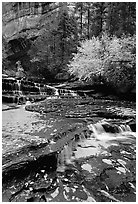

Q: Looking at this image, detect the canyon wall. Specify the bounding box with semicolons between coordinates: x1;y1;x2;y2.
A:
2;2;59;41
2;2;60;63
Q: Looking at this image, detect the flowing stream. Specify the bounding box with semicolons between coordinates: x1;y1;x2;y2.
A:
2;94;136;202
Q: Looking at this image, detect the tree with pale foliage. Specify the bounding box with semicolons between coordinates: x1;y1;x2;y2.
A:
68;34;136;90
68;37;104;80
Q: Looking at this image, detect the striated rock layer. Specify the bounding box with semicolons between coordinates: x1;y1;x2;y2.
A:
2;2;60;64
3;2;59;41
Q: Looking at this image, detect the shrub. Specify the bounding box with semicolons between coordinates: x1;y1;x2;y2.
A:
102;35;136;90
68;37;104;80
68;34;136;91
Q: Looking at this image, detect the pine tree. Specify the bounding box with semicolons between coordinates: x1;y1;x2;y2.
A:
28;2;78;80
106;2;136;36
56;3;78;72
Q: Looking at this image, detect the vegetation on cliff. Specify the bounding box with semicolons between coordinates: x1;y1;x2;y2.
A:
28;3;78;80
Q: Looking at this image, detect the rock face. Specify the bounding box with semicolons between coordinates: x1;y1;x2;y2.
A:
3;3;57;41
2;2;59;63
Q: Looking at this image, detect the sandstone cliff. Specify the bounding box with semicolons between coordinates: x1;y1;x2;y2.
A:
2;2;59;41
2;2;60;62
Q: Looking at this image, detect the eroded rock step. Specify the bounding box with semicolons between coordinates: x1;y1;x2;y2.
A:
3;119;136;202
2;124;85;180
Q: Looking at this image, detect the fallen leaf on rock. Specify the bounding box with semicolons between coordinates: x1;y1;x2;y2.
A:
116;167;126;174
128;182;135;189
81;163;92;172
40;170;45;173
86;196;96;202
99;189;120;202
102;159;112;165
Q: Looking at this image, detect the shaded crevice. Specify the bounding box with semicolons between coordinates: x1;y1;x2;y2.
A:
3;152;58;183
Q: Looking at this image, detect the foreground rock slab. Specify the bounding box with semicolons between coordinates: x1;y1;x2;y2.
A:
2;97;136;202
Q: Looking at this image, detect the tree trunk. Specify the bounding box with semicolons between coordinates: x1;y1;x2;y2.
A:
100;3;104;34
87;8;90;39
80;3;83;37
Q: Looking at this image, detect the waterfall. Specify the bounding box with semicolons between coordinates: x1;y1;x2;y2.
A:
69;90;78;97
34;83;39;90
17;80;21;91
88;123;105;138
57;89;78;98
57;144;73;172
87;120;134;142
57;149;66;172
38;84;41;95
89;121;132;136
56;120;135;173
64;144;72;164
54;89;59;96
80;132;86;141
17;80;22;95
119;124;131;132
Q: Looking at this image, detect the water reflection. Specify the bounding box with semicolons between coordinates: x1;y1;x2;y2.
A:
2;104;46;155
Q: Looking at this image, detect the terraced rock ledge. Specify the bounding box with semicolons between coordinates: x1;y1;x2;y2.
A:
2;96;136;202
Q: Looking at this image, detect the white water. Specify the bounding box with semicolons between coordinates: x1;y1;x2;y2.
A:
17;80;22;95
57;120;136;171
58;89;77;97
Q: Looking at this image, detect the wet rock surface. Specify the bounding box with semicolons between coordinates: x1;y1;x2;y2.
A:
2;94;136;202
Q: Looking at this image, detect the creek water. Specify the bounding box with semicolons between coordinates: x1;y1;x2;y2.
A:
2;103;42;156
2;95;136;202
